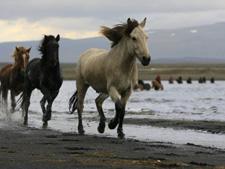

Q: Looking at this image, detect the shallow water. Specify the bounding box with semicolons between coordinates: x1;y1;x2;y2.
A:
1;80;225;149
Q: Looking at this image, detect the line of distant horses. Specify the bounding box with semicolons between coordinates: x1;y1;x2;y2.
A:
171;76;215;84
134;79;163;91
134;76;215;91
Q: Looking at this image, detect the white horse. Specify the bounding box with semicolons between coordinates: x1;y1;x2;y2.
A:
69;18;151;138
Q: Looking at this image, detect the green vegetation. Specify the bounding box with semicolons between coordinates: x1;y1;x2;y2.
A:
137;63;225;81
60;63;225;81
60;63;77;80
1;62;224;80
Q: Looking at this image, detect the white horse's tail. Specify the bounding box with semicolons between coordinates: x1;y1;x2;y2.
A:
69;90;78;113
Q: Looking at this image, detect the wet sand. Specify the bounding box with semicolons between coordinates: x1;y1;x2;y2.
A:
0;124;225;169
125;118;225;134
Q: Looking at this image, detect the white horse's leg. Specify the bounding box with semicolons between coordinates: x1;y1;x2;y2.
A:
117;89;132;139
76;80;89;135
108;86;132;139
108;87;123;134
95;93;109;133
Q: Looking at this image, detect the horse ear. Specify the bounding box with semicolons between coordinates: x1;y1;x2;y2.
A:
27;47;32;53
16;47;20;52
127;18;131;25
140;18;147;28
56;34;60;42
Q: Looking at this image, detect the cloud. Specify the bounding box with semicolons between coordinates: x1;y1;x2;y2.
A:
0;17;103;42
0;19;50;42
1;0;225;20
144;10;225;29
0;0;225;42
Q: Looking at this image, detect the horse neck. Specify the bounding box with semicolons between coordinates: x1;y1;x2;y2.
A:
12;59;22;71
109;38;136;71
10;59;25;82
41;55;60;70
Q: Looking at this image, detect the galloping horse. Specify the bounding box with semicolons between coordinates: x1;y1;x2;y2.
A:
69;18;151;138
19;35;63;126
152;80;164;90
0;46;31;112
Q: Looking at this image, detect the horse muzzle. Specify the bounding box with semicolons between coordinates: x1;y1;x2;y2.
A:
141;56;151;66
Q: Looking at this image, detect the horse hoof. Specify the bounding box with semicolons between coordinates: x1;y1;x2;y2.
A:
42;115;51;122
118;132;125;139
23;121;28;126
108;119;118;129
43;121;48;127
46;113;52;121
98;122;105;133
46;116;51;121
78;130;85;135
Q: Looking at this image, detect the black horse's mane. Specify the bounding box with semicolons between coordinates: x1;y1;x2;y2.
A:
38;35;57;57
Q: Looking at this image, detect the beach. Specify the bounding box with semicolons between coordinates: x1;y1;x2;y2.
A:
0;124;225;169
1;80;225;168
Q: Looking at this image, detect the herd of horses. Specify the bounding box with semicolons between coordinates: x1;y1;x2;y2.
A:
172;76;214;84
133;75;215;92
133;80;163;91
0;18;150;138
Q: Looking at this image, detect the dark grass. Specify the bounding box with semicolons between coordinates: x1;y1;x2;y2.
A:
1;62;225;80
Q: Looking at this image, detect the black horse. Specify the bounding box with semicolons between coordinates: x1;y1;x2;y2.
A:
199;77;206;83
176;76;183;84
187;77;192;84
20;35;63;126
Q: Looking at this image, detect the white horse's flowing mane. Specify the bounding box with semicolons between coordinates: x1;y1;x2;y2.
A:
100;19;139;48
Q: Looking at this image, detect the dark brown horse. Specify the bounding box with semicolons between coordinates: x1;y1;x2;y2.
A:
0;46;31;113
152;80;163;90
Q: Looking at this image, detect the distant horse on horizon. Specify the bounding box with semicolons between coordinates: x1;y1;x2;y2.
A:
0;46;31;113
176;76;183;84
133;84;144;91
199;77;206;83
152;80;163;90
187;77;192;84
69;18;151;138
133;80;151;91
19;35;63;126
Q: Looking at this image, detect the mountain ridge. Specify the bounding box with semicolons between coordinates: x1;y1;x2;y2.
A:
0;22;224;63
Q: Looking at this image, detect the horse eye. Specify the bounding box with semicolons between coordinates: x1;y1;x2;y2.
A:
132;37;136;41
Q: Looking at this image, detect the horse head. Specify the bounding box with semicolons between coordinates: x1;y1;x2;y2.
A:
127;18;151;66
11;46;31;72
39;34;60;67
100;18;151;66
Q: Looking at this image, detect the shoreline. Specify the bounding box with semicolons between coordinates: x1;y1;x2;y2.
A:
0;125;225;168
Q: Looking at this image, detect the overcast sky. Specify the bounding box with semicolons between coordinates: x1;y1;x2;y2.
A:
0;0;225;42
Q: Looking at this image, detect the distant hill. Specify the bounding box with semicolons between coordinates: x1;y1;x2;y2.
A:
0;22;225;63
